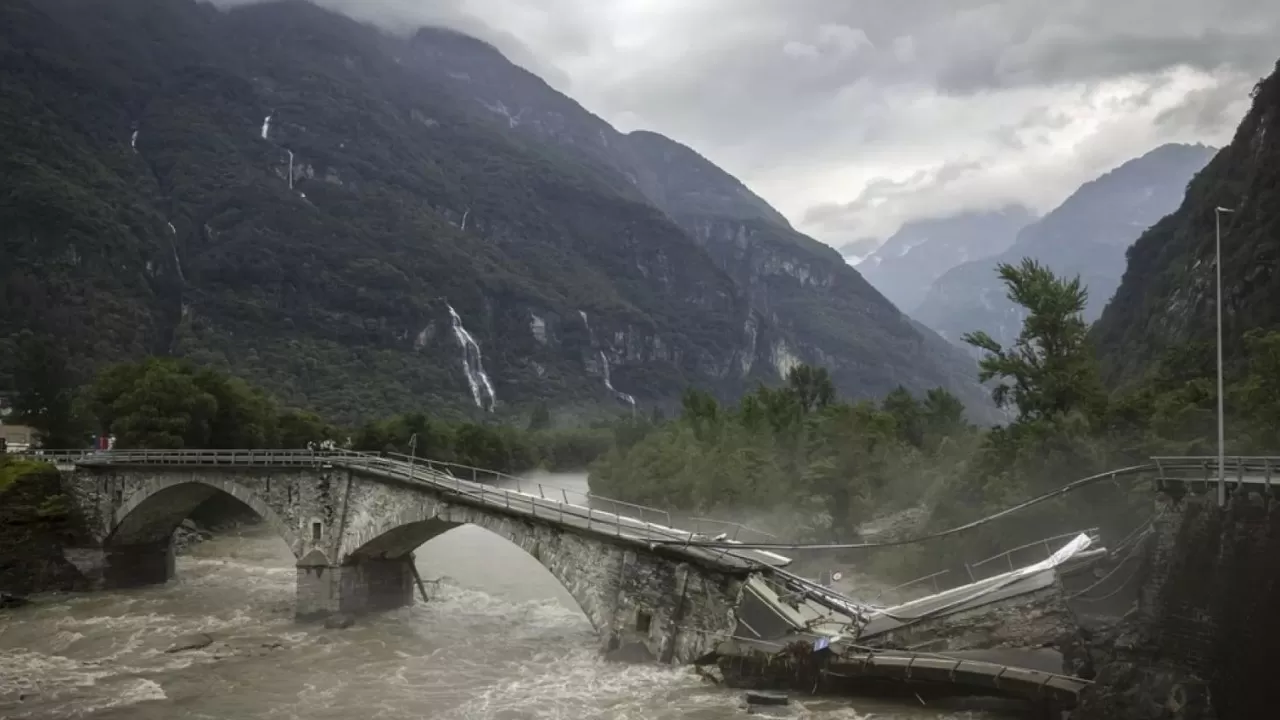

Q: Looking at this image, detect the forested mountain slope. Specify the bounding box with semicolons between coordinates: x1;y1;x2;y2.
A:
0;0;990;423
1094;62;1280;385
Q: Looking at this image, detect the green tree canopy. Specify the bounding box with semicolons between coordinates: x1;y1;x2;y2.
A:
962;259;1106;424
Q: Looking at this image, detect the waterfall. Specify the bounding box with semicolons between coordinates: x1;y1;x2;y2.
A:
287;149;294;189
460;208;470;231
600;351;636;408
131;130;138;152
447;304;497;412
261;114;273;140
167;223;184;282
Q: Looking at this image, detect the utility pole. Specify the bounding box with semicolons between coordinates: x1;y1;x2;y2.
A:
408;432;418;482
1215;206;1235;506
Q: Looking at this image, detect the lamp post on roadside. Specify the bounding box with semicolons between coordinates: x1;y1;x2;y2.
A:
408;432;418;482
1215;206;1235;506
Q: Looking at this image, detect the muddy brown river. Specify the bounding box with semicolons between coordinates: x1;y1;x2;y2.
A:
0;474;1008;720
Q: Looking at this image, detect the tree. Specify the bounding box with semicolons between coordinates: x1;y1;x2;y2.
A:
194;370;278;448
962;259;1105;424
277;409;339;449
786;365;835;413
11;332;88;447
91;359;219;448
803;402;895;534
527;401;551;432
921;388;968;445
680;388;721;441
881;386;924;448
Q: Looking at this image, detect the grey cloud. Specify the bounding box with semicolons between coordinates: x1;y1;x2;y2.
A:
803;160;986;229
1155;77;1258;134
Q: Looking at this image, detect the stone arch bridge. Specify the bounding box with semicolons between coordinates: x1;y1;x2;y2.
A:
51;449;791;664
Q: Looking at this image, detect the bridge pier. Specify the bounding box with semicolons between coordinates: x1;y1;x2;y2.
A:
296;552;416;622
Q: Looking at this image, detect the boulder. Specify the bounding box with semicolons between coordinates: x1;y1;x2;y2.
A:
165;632;214;653
324;613;355;629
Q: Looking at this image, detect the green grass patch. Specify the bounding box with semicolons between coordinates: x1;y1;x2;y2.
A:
0;456;51;496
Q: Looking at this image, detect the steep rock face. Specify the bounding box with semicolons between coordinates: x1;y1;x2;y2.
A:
0;0;991;422
916;144;1216;349
683;218;992;409
1075;492;1280;720
858;206;1034;312
1094;63;1280;385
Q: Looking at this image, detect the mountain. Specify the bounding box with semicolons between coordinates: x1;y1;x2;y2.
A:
1094;63;1280;385
0;0;992;424
838;237;879;265
914;143;1217;349
858;206;1035;312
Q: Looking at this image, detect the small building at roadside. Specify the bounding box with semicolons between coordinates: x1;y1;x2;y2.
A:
0;424;37;453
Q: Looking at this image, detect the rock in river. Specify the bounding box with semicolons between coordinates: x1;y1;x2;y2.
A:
324;614;355;629
166;633;214;653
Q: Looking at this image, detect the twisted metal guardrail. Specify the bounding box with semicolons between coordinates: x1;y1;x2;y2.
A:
19;448;783;568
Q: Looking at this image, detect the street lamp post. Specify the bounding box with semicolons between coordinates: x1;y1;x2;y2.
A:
408;432;418;482
1215;206;1235;506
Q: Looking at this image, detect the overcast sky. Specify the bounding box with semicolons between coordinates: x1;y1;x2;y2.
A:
220;0;1279;249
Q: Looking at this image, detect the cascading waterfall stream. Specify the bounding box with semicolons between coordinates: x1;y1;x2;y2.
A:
261;114;273;140
167;223;184;282
599;351;636;409
447;304;497;412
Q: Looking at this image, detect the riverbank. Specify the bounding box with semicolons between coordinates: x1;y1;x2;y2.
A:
0;458;92;596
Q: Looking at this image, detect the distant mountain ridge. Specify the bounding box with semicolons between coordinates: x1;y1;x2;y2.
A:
914;143;1217;349
858;206;1035;312
0;0;995;422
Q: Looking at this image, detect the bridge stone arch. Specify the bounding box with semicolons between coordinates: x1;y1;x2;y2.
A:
108;474;303;555
337;496;615;634
64;460;746;664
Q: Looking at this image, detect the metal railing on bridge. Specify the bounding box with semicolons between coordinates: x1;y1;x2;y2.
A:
20;448;783;567
1153;455;1279;505
863;528;1103;604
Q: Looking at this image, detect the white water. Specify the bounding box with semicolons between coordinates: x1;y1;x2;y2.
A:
130;130;138;152
447;303;497;412
600;351;637;408
286;150;294;189
460;208;470;231
260;115;272;140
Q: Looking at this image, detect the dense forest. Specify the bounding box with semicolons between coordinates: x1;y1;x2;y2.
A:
8;332;630;475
